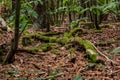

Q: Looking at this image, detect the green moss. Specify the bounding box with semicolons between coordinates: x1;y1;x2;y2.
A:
22;30;98;63
23;33;70;46
68;48;76;59
51;49;60;55
69;37;98;62
95;30;103;33
49;37;57;43
33;33;58;43
79;22;93;25
69;48;75;55
40;43;53;52
33;48;39;52
86;50;97;63
22;37;32;46
28;47;39;52
41;32;63;36
64;28;83;37
57;37;70;45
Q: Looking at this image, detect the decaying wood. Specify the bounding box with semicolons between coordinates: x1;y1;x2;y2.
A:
88;41;116;63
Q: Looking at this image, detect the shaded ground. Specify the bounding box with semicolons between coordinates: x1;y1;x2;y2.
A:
0;23;120;80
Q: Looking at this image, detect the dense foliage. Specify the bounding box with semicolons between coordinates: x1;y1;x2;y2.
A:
1;0;120;30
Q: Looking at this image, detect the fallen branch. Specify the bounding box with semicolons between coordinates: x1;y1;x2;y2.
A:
17;48;47;56
88;41;115;63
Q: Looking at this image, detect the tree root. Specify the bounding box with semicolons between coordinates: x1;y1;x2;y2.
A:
17;48;36;54
88;41;116;63
96;40;120;46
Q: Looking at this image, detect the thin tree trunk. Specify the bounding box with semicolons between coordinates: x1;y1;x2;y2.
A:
3;0;20;64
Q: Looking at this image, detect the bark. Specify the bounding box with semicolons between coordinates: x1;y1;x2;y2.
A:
35;0;50;31
3;0;20;64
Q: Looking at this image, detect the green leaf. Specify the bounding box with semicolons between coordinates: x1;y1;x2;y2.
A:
32;11;39;19
74;75;82;80
110;49;120;54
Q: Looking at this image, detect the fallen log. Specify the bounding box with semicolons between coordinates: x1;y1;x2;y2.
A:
22;36;98;62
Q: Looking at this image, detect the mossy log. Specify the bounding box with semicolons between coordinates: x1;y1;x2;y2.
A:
23;27;83;44
22;33;69;45
67;37;98;62
40;32;63;36
64;27;83;37
22;28;99;62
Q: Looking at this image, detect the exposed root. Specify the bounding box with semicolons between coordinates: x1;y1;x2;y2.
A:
17;48;36;54
88;41;116;63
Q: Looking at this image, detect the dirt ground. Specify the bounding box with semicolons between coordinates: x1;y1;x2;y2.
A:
0;23;120;80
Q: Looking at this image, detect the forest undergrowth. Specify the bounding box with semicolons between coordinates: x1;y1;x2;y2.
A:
0;22;120;80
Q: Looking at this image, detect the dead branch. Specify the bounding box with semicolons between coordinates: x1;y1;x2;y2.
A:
88;41;116;63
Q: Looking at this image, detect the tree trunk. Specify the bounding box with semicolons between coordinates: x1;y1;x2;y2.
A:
35;0;50;31
12;0;16;10
3;0;20;64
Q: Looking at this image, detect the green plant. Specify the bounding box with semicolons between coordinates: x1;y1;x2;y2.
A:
7;0;42;31
110;48;120;54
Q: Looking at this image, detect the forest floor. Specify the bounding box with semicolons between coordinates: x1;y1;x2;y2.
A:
0;23;120;80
